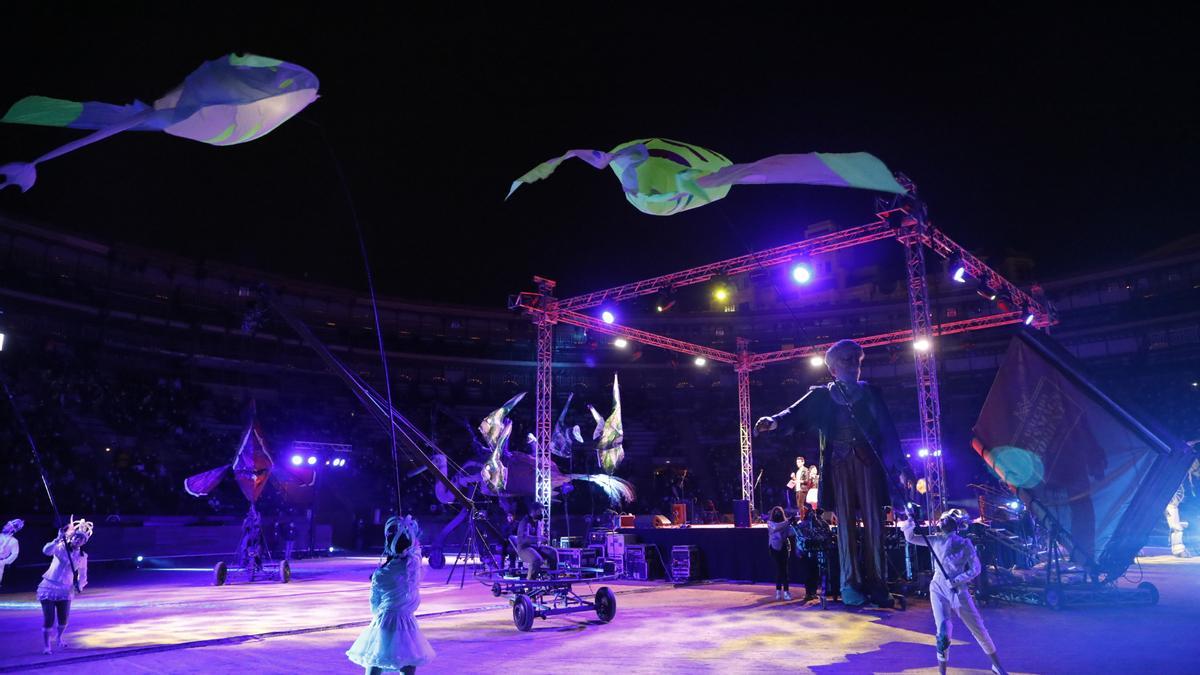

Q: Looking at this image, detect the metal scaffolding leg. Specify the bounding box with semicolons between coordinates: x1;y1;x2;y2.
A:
901;225;946;516
534;320;554;543
737;337;754;504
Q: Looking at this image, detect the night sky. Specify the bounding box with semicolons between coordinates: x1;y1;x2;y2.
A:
1;6;1194;307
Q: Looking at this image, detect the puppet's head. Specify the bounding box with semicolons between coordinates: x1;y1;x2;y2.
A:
2;519;23;536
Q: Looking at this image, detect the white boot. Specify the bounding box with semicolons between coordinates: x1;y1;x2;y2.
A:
775;589;783;600
782;590;793;600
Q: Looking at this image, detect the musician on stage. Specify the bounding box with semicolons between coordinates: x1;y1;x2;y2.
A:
786;456;811;512
756;339;912;607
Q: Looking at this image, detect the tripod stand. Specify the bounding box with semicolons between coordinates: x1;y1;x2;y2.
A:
445;486;503;588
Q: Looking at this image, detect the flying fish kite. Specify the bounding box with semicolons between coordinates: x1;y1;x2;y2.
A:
550;392;585;459
588;374;625;475
478;392;525;492
1;53;319;191
507;137;906;216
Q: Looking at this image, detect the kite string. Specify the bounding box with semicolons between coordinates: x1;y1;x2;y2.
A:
304;118;403;517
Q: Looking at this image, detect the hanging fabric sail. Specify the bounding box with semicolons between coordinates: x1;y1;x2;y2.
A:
588;374;625;475
1;53;319;191
507;138;906;216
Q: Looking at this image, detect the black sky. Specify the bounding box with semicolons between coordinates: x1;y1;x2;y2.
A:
1;6;1195;306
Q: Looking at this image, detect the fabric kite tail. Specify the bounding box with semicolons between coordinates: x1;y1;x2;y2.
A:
568;473;635;505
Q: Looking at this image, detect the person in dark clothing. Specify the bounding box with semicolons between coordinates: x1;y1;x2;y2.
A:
756;339;912;607
765;506;794;600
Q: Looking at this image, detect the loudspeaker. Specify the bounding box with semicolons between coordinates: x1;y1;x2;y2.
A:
733;499;751;528
633;514;673;528
973;330;1196;582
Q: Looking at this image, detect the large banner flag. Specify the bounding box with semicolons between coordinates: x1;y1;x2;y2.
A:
973;330;1195;581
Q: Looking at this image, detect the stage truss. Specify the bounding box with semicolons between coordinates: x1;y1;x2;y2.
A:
511;200;1057;540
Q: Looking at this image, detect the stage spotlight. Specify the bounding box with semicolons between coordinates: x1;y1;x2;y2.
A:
808;355;824;368
949;255;968;283
694;357;707;367
791;263;813;284
601;310;615;324
0;332;5;351
916;478;928;494
917;448;930;458
136;555;144;562
328;546;335;553
913;338;932;352
976;282;997;301
1025;313;1036;326
291;455;302;466
654;290;676;313
614;338;628;349
712;286;730;302
1007;500;1020;510
307;456;317;465
933;449;942;457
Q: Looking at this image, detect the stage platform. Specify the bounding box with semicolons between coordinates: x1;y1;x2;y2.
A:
1;552;1196;673
617;523;922;584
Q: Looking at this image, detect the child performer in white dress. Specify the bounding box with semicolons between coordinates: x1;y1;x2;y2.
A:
901;508;1008;675
37;517;92;655
0;518;24;588
347;515;435;674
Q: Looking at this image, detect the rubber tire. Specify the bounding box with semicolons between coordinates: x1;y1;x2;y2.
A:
428;548;446;570
213;561;228;586
1138;581;1159;605
513;594;535;632
595;586;617;623
492;582;503;597
280;560;291;583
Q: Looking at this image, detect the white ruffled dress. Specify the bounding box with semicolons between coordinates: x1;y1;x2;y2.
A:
346;546;435;671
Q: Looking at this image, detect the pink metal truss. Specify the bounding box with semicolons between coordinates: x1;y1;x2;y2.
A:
513;205;1058;533
554;215;903;313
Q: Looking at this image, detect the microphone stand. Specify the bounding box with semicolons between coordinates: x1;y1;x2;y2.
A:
752;469;765;521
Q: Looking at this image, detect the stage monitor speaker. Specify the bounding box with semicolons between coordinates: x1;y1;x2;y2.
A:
633;515;673;529
973;330;1197;582
733;499;751;528
672;502;688;525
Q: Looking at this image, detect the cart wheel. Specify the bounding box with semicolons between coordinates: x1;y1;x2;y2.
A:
428;548;446;570
513;594;535;632
1138;581;1159;605
492;582;503;597
1044;588;1063;610
280;560;291;583
594;586;617;623
213;561;228;586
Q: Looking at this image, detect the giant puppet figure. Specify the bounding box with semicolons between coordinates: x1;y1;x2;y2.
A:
756;340;913;606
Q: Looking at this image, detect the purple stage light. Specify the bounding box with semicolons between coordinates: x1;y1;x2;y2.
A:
291;455;302;466
952;266;967;283
1025;313;1035;325
601;310;615;324
791;263;813;284
917;448;930;458
307;456;317;465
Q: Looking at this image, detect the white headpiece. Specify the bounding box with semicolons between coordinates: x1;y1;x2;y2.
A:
3;519;23;535
66;517;94;545
383;515;420;558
